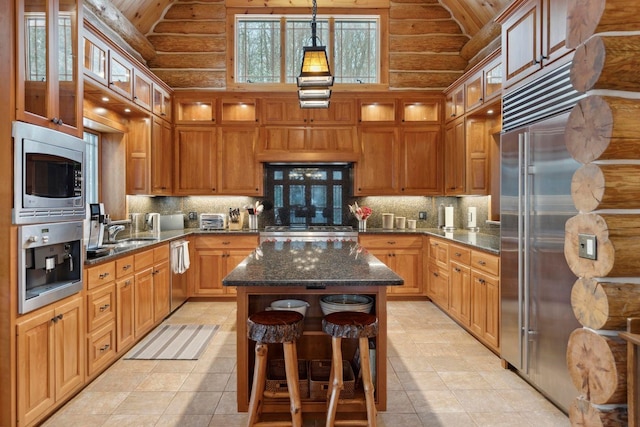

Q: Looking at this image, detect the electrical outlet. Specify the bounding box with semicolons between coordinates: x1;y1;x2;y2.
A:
578;233;597;260
188;212;197;220
419;211;427;220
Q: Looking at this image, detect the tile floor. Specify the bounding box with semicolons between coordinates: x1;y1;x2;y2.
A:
43;300;570;427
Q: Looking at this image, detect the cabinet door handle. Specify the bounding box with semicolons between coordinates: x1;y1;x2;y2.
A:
122;264;132;271
99;272;110;279
100;304;111;312
124;280;132;287
100;344;110;352
433;272;439;277
479;278;486;285
454;267;461;273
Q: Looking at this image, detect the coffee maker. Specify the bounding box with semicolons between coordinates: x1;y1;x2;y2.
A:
87;203;106;249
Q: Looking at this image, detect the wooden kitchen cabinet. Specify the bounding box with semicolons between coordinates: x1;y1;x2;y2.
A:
465;117;490;195
127;118;151;195
469;250;500;351
359;234;424;296
354;127;399;195
174;126;218;195
133;69;153;111
358;99;397;124
399;126;442;195
258;126;359;162
401;99;441;124
151;116;173;195
220;98;258;124
444;117;465;195
17;0;82;136
175;95;217;123
152;245;171;323
498;0;571;90
263;96;355;125
445;86;464;122
16;294;85;427
153;84;172;121
217;127;263;196
116;274;135;352
426;237;450;307
448;243;471;326
108;50;133;100
193;235;259;297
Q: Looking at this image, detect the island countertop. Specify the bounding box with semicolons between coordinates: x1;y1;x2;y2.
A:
222;240;404;287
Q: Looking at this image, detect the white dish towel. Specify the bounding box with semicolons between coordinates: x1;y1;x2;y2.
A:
173;241;190;274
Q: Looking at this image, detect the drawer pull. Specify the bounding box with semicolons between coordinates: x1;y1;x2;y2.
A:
99;272;110;279
455;252;461;257
99;344;110;352
122;264;132;271
222;241;231;245
478;278;486;284
387;241;396;245
100;304;110;312
454;267;461;273
478;260;487;266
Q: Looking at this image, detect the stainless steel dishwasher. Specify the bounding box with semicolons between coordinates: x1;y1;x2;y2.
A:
170;239;190;312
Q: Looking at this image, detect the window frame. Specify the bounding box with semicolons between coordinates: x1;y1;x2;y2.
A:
226;7;389;90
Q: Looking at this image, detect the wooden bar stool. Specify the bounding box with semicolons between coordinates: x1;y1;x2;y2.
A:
322;311;378;427
247;310;304;427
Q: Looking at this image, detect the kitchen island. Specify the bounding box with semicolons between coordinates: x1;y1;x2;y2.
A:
222;240;403;415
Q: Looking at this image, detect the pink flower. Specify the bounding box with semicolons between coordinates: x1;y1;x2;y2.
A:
349;203;372;221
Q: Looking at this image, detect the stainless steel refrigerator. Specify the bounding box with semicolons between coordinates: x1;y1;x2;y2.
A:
500;62;583;413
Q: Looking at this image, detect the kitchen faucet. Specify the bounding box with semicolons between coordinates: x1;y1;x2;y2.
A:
106;224;126;243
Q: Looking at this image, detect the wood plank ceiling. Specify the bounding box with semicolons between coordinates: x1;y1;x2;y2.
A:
106;0;512;90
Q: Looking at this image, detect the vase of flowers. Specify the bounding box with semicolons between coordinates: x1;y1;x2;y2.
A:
349;202;372;232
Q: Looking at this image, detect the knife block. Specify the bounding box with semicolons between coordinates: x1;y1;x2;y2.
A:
228;211;245;230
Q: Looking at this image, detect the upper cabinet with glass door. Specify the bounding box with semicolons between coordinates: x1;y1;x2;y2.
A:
17;0;82;137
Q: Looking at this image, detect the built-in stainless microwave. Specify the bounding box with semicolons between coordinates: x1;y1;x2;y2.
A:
13;121;86;224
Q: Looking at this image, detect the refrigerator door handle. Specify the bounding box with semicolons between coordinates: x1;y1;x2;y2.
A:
522;131;531;375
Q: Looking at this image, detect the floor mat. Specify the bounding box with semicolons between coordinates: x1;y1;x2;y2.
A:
125;324;219;360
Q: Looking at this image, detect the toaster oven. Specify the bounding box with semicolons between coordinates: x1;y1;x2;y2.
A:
200;213;227;230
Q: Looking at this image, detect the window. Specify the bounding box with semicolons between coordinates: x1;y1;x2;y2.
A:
235;15;379;85
265;164;351;226
83;131;99;204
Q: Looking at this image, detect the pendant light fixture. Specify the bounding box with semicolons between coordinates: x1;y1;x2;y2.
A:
297;0;333;108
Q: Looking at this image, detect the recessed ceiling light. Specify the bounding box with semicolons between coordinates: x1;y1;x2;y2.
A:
101;96;109;102
124;108;131;113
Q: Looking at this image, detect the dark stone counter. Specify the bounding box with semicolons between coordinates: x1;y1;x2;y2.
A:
222;240;404;288
361;228;500;254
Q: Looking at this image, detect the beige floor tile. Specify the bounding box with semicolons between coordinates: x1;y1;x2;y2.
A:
478;370;536;390
496;388;559;412
151;360;198;373
193;356;236;374
377;412;423;426
102;414;160;427
384;389;417;413
470;411;531;426
163;391;223;415
87;371;149;392
114;391;177;415
42;412;107;427
208;414;248;427
396;371;448;391
155;414;213;427
180;373;232;392
417;411;477;426
135;372;190;392
406;389;466;413
521;410;571;426
426;356;475;372
388;356;434;373
110;359;159;373
213;391;240;414
451;389;516;413
438;371;494;390
60;391;130;414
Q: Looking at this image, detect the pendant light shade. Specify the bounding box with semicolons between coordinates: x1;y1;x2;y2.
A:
297;46;333;87
297;0;332;108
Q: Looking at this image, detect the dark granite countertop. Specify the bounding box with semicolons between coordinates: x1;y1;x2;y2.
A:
222;241;404;287
85;226;499;266
360;228;500;255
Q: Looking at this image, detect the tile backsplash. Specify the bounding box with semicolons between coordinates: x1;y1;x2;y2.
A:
127;194;499;236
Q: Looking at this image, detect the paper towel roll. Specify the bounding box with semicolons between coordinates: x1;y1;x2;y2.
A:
445;206;454;228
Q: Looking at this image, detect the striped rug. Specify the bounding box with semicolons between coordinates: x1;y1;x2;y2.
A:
125;324;219;360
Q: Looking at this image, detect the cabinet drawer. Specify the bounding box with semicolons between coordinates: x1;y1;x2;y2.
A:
449;243;471;265
116;255;134;278
359;234;423;248
428;238;449;267
195;235;259;249
135;249;154;270
87;321;116;376
86;262;116;290
87;283;116;331
471;250;499;276
154;244;170;262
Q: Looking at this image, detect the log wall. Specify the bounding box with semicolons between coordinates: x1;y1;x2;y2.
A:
564;1;640;424
145;0;484;90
